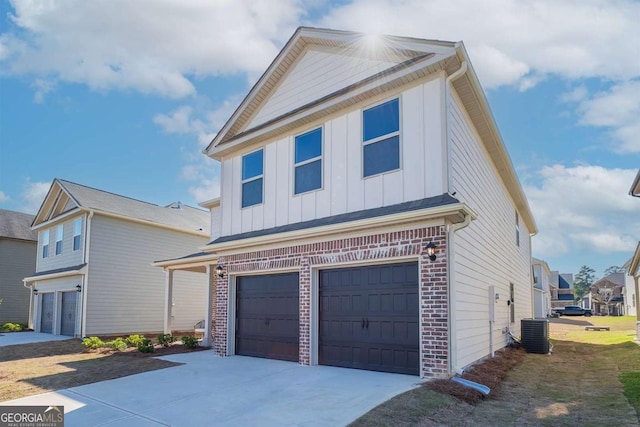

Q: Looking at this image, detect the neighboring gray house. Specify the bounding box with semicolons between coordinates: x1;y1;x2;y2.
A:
551;271;574;308
23;179;210;337
590;273;626;316
0;209;37;324
159;27;537;379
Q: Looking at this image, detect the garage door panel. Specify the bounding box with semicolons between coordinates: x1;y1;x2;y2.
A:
236;272;299;362
319;262;419;375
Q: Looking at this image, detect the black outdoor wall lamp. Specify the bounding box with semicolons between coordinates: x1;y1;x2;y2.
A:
33;289;38;295
216;265;226;278
426;242;437;261
76;285;82;293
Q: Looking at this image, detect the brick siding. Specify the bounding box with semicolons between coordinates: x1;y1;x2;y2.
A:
212;224;449;378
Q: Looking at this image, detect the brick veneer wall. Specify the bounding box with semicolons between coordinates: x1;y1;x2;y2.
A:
213;224;449;378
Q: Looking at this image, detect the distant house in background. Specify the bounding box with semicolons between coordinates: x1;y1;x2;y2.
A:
590;273;626;316
532;258;552;318
551;271;574;308
0;209;37;324
23;179;210;337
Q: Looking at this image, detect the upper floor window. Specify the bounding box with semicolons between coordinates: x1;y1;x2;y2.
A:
42;229;50;258
73;218;82;251
55;225;63;255
242;149;263;208
363;98;400;177
294;128;322;195
515;211;520;247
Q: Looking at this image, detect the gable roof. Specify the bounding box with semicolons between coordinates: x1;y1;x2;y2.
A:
203;27;536;235
0;209;37;241
32;179;209;236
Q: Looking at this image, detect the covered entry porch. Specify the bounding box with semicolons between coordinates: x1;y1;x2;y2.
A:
154;252;218;347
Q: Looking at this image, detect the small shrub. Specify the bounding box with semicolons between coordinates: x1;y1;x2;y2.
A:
157;334;175;347
105;337;127;351
1;322;23;332
125;334;145;348
137;338;155;353
82;336;104;350
181;335;199;349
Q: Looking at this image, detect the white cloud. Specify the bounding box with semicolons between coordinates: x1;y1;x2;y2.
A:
319;0;640;89
1;0;302;98
0;190;10;204
525;164;638;257
21;180;50;214
569;81;640;153
31;78;55;103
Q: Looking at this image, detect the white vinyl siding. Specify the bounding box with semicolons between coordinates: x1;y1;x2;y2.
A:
0;239;36;323
449;89;532;370
36;215;85;273
247;47;399;129
85;215;208;335
219;76;445;236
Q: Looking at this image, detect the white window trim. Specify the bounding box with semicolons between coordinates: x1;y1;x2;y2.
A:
42;229;50;258
293;126;324;196
73;218;82;251
241;148;264;209
55;225;63;256
362;97;402;179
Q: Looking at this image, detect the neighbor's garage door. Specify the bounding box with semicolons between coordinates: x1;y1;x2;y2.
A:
236;272;299;362
319;262;419;375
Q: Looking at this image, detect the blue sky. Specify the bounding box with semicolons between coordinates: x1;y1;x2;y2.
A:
1;0;638;279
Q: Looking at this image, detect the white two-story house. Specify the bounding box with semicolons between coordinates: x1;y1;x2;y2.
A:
23;179;209;337
160;27;537;378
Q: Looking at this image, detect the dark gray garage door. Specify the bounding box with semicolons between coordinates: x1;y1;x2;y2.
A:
40;293;54;334
236;273;299;362
319;262;420;375
60;291;77;336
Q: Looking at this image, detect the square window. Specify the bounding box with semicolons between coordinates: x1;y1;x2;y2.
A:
363;98;400;178
363;135;399;177
294;128;322;194
242;178;263;208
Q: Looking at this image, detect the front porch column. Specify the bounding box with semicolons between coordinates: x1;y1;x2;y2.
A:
203;265;214;347
164;269;174;334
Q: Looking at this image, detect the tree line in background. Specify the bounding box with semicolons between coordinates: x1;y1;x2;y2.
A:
572;265;625;301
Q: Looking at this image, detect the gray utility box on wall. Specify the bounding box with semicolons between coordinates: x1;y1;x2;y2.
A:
521;319;549;354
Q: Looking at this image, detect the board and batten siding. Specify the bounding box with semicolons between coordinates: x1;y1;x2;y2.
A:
448;89;532;370
0;239;36;323
36;214;85;273
247;47;400;130
85;215;208;335
220;76;446;236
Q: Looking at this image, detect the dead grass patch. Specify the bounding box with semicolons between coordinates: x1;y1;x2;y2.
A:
0;339;207;402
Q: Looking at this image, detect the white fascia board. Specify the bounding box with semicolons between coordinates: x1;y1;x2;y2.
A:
201;203;477;254
24;266;87;283
31;208;84;231
153;253;219;269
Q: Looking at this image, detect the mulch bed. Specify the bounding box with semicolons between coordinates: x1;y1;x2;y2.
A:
93;344;210;358
426;347;526;404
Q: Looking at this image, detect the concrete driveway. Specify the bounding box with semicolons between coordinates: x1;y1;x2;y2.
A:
0;331;73;347
1;350;420;426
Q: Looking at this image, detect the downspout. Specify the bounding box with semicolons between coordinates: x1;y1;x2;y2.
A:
80;211;94;337
444;56;469;376
23;281;34;330
444;57;468;195
447;214;472;375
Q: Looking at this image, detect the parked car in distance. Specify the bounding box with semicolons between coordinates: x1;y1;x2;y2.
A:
554;305;593;317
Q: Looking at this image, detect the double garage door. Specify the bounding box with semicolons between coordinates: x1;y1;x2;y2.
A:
235;262;419;375
39;292;77;336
